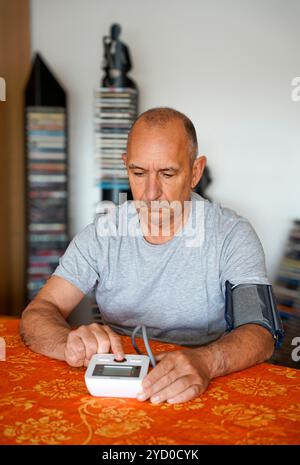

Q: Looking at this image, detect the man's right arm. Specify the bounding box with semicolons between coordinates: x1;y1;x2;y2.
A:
20;276;85;361
20;275;125;366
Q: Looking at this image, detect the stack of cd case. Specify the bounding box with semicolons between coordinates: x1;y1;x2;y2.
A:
274;219;300;315
25;54;68;300
94;87;138;205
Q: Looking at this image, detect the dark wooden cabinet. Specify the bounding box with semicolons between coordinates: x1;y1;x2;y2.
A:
0;0;30;315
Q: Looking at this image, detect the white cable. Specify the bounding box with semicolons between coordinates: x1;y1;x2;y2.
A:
131;324;156;367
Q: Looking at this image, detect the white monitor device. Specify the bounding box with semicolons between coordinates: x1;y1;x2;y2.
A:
85;354;150;398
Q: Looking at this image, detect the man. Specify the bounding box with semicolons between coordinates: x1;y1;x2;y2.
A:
20;107;278;405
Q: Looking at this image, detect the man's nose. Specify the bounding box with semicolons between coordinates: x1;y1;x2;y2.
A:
144;174;162;202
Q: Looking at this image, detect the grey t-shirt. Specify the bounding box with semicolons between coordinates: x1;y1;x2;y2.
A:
53;192;270;346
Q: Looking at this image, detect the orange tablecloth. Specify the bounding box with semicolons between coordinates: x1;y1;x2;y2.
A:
0;319;299;445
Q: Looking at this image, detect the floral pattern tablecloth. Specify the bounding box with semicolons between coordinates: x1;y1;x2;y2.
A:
0;319;299;445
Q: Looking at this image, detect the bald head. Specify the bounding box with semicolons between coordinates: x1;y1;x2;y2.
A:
122;107;206;215
127;107;198;165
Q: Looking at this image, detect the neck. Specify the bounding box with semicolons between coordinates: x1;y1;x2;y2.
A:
139;198;192;245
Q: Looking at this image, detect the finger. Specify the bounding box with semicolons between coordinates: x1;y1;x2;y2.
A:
76;327;98;360
149;376;200;404
141;355;175;391
103;325;125;360
89;324;111;354
65;333;86;367
137;368;178;401
66;347;85;367
67;332;86;360
166;384;205;404
154;352;168;362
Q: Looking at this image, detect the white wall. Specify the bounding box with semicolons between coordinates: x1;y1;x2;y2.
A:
30;0;300;280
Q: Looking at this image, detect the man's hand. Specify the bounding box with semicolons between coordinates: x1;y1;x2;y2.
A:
135;324;275;405
64;323;125;367
136;348;212;404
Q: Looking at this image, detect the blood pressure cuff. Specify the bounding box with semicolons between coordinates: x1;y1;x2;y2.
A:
225;281;284;349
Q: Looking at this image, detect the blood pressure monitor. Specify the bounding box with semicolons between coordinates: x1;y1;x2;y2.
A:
85;353;150;398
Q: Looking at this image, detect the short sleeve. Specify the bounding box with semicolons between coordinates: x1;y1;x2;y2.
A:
52;223;100;294
219;219;270;297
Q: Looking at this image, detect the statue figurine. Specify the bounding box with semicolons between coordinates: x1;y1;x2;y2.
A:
102;23;136;89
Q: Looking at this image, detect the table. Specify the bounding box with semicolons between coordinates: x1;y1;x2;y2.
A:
0;319;299;445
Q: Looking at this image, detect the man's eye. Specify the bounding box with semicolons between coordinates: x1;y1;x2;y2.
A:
133;172;144;177
162;173;174;178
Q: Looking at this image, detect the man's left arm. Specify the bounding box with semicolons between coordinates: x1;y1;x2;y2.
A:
137;323;274;404
137;218;280;404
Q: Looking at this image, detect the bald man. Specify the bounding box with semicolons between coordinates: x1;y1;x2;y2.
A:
20;107;276;405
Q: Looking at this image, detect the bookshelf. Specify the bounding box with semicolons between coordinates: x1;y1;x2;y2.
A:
269;222;300;368
94;87;138;207
274;220;300;315
24;53;69;301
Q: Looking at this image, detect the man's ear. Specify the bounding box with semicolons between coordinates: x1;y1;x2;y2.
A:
191;155;207;189
121;153;127;166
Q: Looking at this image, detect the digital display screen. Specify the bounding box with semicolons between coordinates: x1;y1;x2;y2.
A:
92;364;141;378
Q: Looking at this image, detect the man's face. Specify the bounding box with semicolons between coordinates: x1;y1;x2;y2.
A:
122;119;206;210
